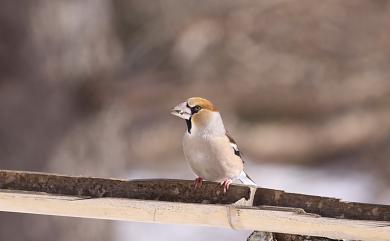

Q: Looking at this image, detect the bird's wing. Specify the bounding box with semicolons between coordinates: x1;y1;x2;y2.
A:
226;132;256;186
239;170;256;185
226;132;242;159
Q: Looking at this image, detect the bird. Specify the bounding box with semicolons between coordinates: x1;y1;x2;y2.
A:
171;97;256;192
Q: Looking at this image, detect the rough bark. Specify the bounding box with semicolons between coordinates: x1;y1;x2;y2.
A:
247;232;342;241
0;170;389;221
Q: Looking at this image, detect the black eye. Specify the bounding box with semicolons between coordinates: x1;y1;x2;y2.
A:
192;105;202;114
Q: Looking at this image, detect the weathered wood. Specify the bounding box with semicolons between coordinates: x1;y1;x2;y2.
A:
0;170;390;241
273;233;341;241
0;170;388;222
247;232;276;241
247;231;341;241
0;190;389;241
254;188;390;221
0;170;250;204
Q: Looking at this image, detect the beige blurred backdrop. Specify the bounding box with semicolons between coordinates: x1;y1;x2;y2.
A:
1;1;390;240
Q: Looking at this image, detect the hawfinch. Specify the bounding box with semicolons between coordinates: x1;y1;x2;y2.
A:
171;97;256;192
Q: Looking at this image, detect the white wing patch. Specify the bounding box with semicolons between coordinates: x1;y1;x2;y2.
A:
226;133;242;158
230;142;239;153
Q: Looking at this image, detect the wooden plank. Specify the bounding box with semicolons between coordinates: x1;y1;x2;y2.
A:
0;170;250;204
254;188;390;221
1;170;390;241
247;231;341;241
0;190;389;241
0;170;389;222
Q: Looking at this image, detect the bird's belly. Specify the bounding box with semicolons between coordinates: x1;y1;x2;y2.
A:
183;136;228;181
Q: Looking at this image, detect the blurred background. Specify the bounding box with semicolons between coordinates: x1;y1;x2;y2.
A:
1;0;390;240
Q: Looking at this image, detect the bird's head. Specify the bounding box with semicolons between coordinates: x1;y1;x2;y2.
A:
171;97;223;134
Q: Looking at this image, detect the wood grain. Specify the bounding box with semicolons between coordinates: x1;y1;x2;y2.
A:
0;170;389;241
0;190;389;241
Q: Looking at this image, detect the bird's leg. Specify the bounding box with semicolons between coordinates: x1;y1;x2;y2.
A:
220;178;233;193
193;177;203;189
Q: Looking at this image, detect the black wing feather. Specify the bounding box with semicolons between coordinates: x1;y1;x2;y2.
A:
226;132;243;160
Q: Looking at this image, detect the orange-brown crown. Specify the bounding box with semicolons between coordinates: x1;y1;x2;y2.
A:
187;97;218;112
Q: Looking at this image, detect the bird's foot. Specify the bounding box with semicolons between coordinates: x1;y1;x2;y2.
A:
220;178;233;193
193;177;203;189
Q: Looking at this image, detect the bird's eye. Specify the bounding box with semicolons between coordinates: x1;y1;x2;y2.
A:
192;105;202;114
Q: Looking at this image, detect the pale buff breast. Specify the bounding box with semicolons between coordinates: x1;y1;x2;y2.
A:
182;133;243;182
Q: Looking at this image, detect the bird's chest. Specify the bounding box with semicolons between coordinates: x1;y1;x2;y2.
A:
183;134;211;165
182;133;222;178
181;130;243;182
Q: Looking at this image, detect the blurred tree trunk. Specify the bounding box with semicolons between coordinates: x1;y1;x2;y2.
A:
0;1;121;241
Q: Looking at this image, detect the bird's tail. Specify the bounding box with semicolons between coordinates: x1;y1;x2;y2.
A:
239;170;256;186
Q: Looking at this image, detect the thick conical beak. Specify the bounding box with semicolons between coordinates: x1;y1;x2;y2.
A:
171;101;191;120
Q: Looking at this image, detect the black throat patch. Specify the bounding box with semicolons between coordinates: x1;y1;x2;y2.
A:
186;118;192;134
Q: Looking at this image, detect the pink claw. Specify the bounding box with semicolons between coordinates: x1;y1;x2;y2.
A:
193;177;203;189
220;179;233;193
